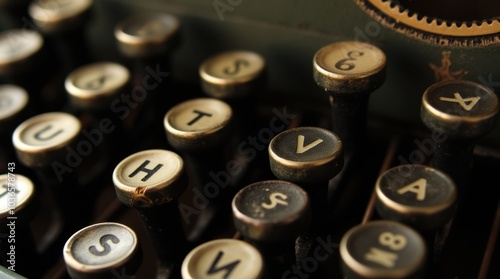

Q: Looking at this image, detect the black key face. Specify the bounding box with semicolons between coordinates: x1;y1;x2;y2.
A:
423;81;498;117
64;222;139;277
181;239;263;279
340;220;426;278
421;80;499;138
269;126;343;185
376;165;457;231
270;126;342;163
232;180;310;242
377;164;456;209
234;180;308;220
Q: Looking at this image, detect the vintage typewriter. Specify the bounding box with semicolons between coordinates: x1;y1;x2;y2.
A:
0;0;499;278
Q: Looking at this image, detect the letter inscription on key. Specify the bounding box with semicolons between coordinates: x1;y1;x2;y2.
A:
261;192;288;209
88;234;120;256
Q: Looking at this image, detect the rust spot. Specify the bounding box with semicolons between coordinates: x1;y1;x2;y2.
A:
429;51;468;82
131;186;154;206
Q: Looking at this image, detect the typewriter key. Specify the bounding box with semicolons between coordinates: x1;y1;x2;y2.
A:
12;112;81;168
181;238;264;279
114;13;181;131
199;50;266;100
113;149;188;278
12;112;90;244
114;13;180;59
269;126;343;220
63;222;141;279
232;180;311;258
313;41;386;152
375;165;457;232
0;84;29;134
0;174;39;278
340;220;427;279
164;98;234;153
0;85;30;162
28;0;94;71
28;0;93;35
0;28;63;110
421;80;499;187
0;29;44;78
164;97;237;240
65;62;130;110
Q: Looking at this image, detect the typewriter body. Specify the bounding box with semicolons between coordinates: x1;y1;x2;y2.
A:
0;0;499;278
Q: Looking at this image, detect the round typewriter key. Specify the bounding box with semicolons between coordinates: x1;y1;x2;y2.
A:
0;29;43;76
65;62;130;109
232;180;311;243
420;80;499;187
12;111;81;168
0;85;29;131
164;98;234;153
181;238;264;279
113;149;187;207
340;220;427;279
375;165;457;232
313;41;386;95
28;0;93;34
421;80;499;139
114;13;180;59
0;174;37;224
113;149;188;277
0;174;39;277
313;41;386;151
199;50;266;100
269;126;343;233
63;222;141;279
269;126;344;187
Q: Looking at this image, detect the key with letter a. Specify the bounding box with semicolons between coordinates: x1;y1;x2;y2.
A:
375;164;457;232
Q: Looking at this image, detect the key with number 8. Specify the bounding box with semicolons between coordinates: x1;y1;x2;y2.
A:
340;220;427;279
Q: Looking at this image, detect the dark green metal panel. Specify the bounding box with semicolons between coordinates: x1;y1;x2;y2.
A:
86;0;500;141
